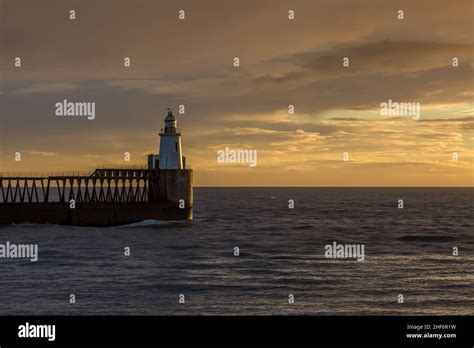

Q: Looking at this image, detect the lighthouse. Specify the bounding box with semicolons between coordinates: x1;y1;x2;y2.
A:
148;109;186;170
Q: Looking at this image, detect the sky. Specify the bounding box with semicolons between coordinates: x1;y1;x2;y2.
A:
0;0;473;186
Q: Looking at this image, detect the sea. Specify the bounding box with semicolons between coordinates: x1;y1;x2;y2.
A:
0;188;472;315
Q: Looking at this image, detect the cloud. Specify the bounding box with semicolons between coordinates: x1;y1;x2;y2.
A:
257;41;473;83
20;150;58;156
8;82;80;95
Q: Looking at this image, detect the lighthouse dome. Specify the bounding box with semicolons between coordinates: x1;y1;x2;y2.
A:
165;109;176;121
163;109;178;133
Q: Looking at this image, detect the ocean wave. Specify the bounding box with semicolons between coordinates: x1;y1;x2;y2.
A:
193;218;224;223
398;235;457;243
8;222;57;228
116;219;192;228
294;224;314;230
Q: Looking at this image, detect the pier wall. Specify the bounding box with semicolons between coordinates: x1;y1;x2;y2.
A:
149;170;193;219
0;201;191;227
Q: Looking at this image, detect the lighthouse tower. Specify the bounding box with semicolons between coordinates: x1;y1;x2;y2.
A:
157;109;184;169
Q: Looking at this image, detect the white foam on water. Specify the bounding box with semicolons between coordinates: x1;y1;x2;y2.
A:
116;219;185;228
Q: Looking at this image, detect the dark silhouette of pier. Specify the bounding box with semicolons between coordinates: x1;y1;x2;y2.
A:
0;165;193;226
